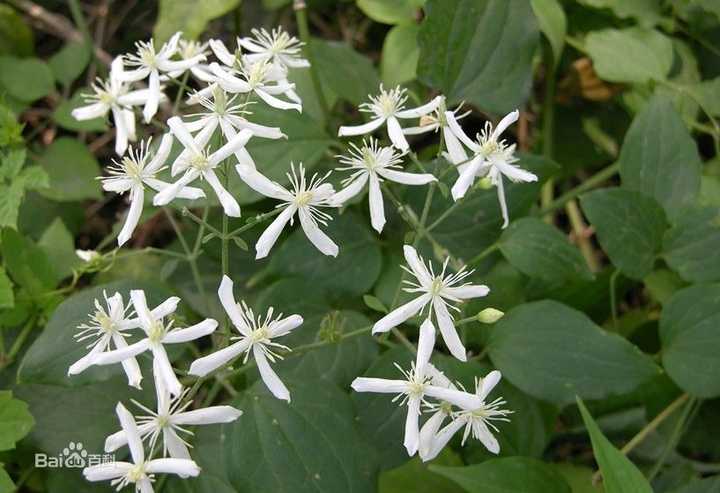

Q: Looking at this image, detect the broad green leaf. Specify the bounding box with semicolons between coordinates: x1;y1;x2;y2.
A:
0;467;13;492
0;266;13;309
48;42;91;87
699;176;720;208
663;207;720;283
18;280;173;386
552;463;604;493
0;56;54;102
488;301;660;405
0;4;33;57
0;391;34;451
585;28;673;84
379;451;464;493
0;228;57;297
38;217;80;281
576;397;653;493
619;95;701;215
221;378;377;493
580;189;668;280
267;212;382;298
671;477;720;493
530;0;567;66
417;0;539;114
356;0;424;25
499;217;593;283
431;457;571;493
153;0;240;44
660;283;720;398
52;90;108;132
381;24;420;86
36;138;102;202
311;39;381;106
685;78;720;117
577;0;663;26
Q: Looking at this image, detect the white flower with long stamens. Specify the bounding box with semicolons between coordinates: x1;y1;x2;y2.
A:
83;403;200;491
420;370;512;461
189;276;303;402
120;32;206;122
105;365;242;460
72;57;153;155
101;135;205;246
153;116;253;217
351;319;481;456
338;85;444;151
330;138;436;233
91;290;217;397
373;245;489;361
445;110;537;228
185;84;285;170
236;163;339;259
402;101;472;167
68;291;142;388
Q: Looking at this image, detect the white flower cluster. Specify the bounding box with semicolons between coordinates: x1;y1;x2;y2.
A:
68;23;537;489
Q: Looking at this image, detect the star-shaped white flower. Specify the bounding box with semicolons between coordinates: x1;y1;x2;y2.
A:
120;32;206;122
153;116;253;217
236;163;339;259
351;319;482;456
105;366;242;460
373;245;489;361
101;135;205;246
72;57;154;155
401;101;472;167
445;110;538;227
338;85;444;151
68;291;142;388
91;290;217;397
330;139;436;233
419;370;511;461
84;403;200;491
189;275;303;402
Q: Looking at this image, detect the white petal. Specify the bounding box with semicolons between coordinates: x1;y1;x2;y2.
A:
209;39;236;67
158;56;206;73
402;245;432;287
117;186;144;247
188;339;251;377
395;96;444;119
386;116;409;151
415;318;436;378
422;418;465;462
145;458;200;477
210;63;251;93
163;319;218;344
442;284;489;300
83;462;132;481
151;296;181;319
146;133;174;173
328;173;368;206
92;339;150;365
433;298;467;362
235;167;292;201
112;106;129;156
298;207;338;257
444;110;479;152
167;116;201;155
451;155;484;201
268;314;303;338
492;109;519;141
142;70;161;123
203;169;241;217
372;293;431;334
153;169;200;205
474;419;500;454
131;290;153;328
494;159;538;183
208;129;253;166
152;345;183;396
255;205;296;259
116;402;144;463
229;116;285;139
254;346;290;401
402;123;439;135
124;109;136;142
117;88;153;106
350;377;406;394
255;88;301;112
72;102;108;120
404;396;421;456
368;174;386;233
113;333;143;389
425;386;481;410
496;175;509;229
338;117;385;137
443;125;468;165
172;406;242;425
419;411;448;461
164;427;192;460
218;275;251;335
376;168;436;186
479;370;502;402
104;422;155;452
117;66;150;82
67;339;106;375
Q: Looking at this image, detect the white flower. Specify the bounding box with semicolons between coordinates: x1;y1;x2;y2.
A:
419;370;512;461
72;57;153;155
101;135;205;246
105;367;241;460
189;276;303;402
209;58;301;112
83;403;200;491
68;291;142;388
185;84;285;170
330;138;436;233
338;85;444;151
91;290;217;397
402;102;471;167
445;110;537;228
153;116;253;217
236;163;339;259
120;32;206;122
372;245;489;361
164;39;214;83
351;319;481;456
76;249;101;263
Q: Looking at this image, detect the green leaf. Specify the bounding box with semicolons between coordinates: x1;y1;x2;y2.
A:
356;0;424;25
0;266;13;309
660;283;720;398
0;98;23;147
153;0;240;44
0;4;33;57
488;300;660;405
381;24;420;86
380;451;464;493
311;39;381;106
0;56;54;102
585;28;673;84
0;228;57;297
580;188;668;280
431;457;571;493
0;149;48;230
48;42;91;87
577;0;663;26
663;207;720;283
363;294;388;313
643;268;687;305
685;78;720;118
221;378;377;493
530;0;567;66
38;217;80;281
576;396;653;493
619;95;701;216
552;463;604;493
267;212;382;298
498;217;593;283
0;391;34;451
36;138;102;202
0;466;13;492
417;0;539;114
52;90;108;132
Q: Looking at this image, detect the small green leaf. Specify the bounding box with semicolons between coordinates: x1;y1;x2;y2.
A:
0;228;57;297
357;0;424;25
48;41;91;86
38;217;80;281
232;236;249;251
576;396;653;493
530;0;567;66
0;266;13;309
0;4;33;57
153;0;240;44
363;294;388;313
499;217;593;283
381;24;420;86
0;391;34;451
36;138;102;202
663;207;720;283
0;98;23;147
53;90;108;132
0;56;54;102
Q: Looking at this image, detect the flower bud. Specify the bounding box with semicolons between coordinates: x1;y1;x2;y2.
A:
477;308;504;324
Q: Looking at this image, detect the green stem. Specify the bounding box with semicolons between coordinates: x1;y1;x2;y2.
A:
1;317;36;368
164;209;207;306
172;72;190;114
609;269;620;328
468;243;499;266
648;396;697;481
537;161;620;216
294;0;329;122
